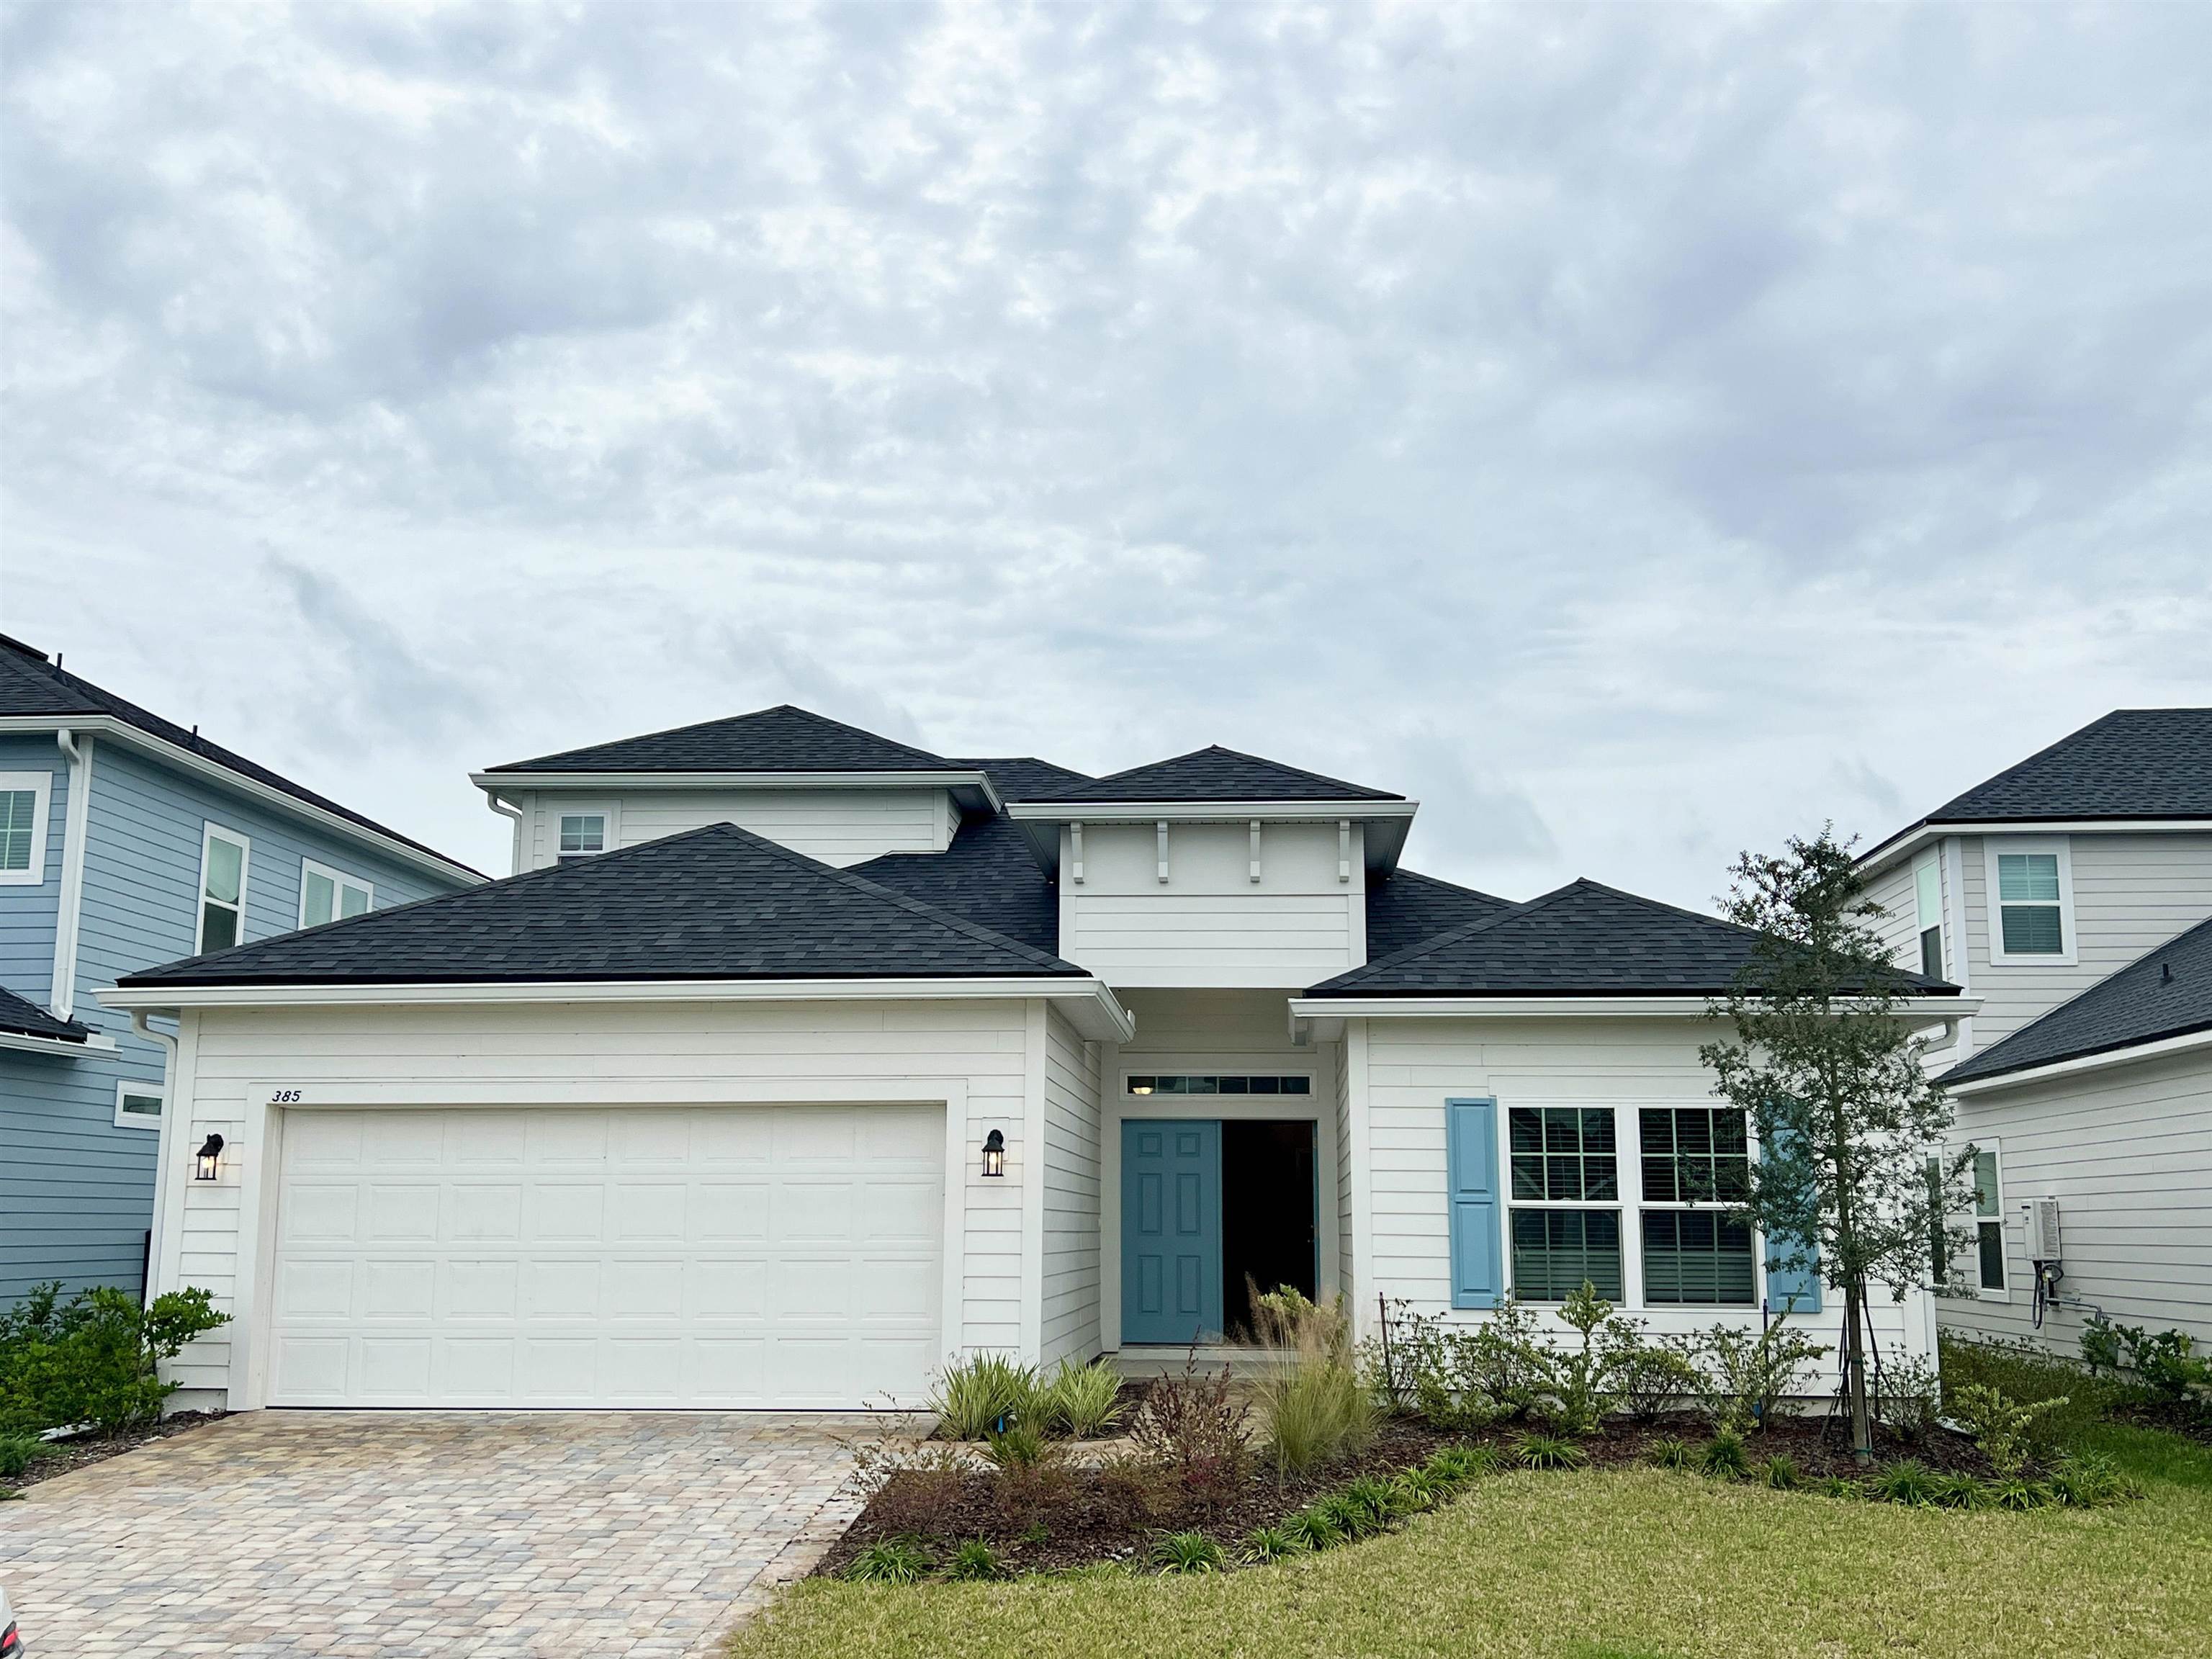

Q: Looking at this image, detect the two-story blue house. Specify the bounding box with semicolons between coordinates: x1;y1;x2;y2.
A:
0;634;482;1300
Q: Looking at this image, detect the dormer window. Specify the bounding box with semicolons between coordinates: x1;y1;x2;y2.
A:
558;814;608;862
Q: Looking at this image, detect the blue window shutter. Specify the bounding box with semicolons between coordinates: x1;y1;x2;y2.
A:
1761;1123;1822;1313
1447;1098;1502;1309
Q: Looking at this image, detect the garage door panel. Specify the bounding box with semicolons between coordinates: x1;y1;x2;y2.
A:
270;1104;944;1408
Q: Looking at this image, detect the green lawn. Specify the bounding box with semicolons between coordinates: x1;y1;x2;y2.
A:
729;1424;2212;1658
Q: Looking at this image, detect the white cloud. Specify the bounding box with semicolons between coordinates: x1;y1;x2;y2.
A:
4;2;2208;899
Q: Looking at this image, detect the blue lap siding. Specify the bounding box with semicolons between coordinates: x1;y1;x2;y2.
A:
1;733;468;1302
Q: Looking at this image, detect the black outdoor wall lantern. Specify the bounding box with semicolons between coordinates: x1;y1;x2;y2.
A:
194;1133;225;1181
981;1128;1005;1177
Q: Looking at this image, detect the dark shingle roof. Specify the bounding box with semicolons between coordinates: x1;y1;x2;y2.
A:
1308;878;1956;998
1870;710;2212;863
1363;869;1515;961
490;706;959;775
850;815;1060;955
947;757;1094;802
1036;745;1401;804
0;637;477;876
1943;914;2212;1087
0;985;91;1043
120;822;1086;988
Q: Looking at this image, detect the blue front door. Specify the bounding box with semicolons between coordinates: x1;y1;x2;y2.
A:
1122;1119;1223;1345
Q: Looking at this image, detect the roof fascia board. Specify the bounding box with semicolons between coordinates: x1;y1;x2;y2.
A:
1859;817;2212;878
1288;994;1979;1022
1945;1023;2212;1095
472;768;1003;814
1008;799;1417;877
99;974;1134;1040
0;1028;117;1056
0;715;485;888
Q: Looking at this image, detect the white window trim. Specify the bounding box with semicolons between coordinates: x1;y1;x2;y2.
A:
0;769;55;886
1961;1136;2011;1302
1911;850;1946;980
1635;1105;1759;1312
195;822;252;954
1501;1102;1627;1305
1982;835;2077;967
297;858;374;928
552;801;619;864
114;1077;166;1131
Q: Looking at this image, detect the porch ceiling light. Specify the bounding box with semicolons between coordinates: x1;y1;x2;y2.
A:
194;1133;225;1182
981;1128;1006;1178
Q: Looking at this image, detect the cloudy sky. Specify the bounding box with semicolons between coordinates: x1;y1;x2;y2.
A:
4;4;2208;904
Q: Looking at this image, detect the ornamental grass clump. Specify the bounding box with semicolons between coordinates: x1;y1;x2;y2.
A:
1929;1473;1988;1510
0;1434;48;1479
944;1539;1007;1581
1645;1435;1694;1471
929;1352;1043;1440
1282;1505;1345;1552
1240;1524;1305;1565
842;1537;935;1583
1759;1453;1804;1491
2049;1452;2138;1509
1041;1357;1125;1439
1150;1529;1226;1574
1251;1287;1376;1477
1872;1459;1938;1506
1513;1431;1588;1471
1698;1429;1749;1480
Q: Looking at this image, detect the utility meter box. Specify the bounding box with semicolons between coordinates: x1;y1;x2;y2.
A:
2023;1196;2063;1264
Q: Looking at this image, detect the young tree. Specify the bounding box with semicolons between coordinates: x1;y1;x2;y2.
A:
1699;827;1974;1462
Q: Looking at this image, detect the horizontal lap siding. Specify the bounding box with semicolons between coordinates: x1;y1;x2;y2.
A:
162;998;1030;1393
1964;832;2212;1048
0;734;65;997
1943;1048;2212;1350
1361;1017;1928;1364
1335;1037;1353;1305
1041;1006;1102;1367
524;787;950;871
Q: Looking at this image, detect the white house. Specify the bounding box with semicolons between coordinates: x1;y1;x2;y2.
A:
107;706;1965;1413
1857;709;2212;1351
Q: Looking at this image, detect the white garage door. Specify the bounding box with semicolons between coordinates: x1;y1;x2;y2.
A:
267;1104;945;1409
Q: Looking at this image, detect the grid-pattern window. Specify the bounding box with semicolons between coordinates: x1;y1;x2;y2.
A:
558;814;607;860
1508;1107;1620;1300
1973;1148;2006;1292
0;789;36;872
1125;1075;1312;1097
1914;858;1945;979
1511;1107;1618;1201
1997;853;2064;956
1642;1211;1755;1305
1511;1210;1623;1300
1638;1107;1748;1205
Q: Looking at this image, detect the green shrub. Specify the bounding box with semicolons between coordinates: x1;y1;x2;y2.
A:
1609;1341;1705;1424
1283;1506;1344;1551
1434;1442;1508;1480
1877;1354;1941;1443
1645;1434;1694;1471
0;1433;48;1478
1991;1475;2052;1511
1251;1290;1375;1476
1312;1489;1385;1540
1150;1529;1225;1573
1240;1524;1305;1565
2048;1452;2138;1509
1040;1358;1124;1439
983;1422;1050;1471
944;1539;1006;1581
1130;1353;1251;1509
1938;1334;2108;1451
1758;1453;1804;1491
1367;1298;1546;1426
0;1282;228;1436
1391;1466;1447;1511
1952;1382;2067;1476
1339;1473;1408;1528
928;1352;1043;1440
1872;1459;1938;1506
2079;1318;2212;1416
1513;1431;1588;1471
842;1537;935;1583
1929;1472;1987;1510
1685;1321;1832;1434
1698;1429;1749;1480
1820;1474;1860;1499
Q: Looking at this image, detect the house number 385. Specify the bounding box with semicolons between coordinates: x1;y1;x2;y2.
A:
271;1089;305;1104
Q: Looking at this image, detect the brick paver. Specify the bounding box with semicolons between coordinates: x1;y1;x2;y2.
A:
0;1409;908;1658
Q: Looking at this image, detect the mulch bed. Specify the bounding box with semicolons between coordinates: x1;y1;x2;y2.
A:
1;1410;228;1494
2116;1398;2212;1448
817;1407;1997;1579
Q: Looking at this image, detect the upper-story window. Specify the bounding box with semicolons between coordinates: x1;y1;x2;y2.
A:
558;813;608;862
300;859;373;928
0;772;53;885
1912;855;1944;979
1985;838;2073;963
197;824;250;953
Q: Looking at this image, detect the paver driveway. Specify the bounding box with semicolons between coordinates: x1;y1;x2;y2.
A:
0;1409;901;1658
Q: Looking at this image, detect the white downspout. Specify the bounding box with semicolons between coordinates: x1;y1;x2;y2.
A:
50;728;93;1019
132;1009;180;1307
485;792;523;876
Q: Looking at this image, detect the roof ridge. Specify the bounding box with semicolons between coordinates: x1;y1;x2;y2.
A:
487;703;953;774
1330;880;1574;979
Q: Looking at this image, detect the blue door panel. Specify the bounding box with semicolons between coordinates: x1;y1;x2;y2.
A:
1122;1118;1222;1344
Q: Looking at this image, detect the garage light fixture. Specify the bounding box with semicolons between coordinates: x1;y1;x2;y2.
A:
194;1133;225;1182
981;1128;1005;1178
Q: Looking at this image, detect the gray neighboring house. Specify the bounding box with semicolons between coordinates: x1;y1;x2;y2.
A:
1857;709;2212;1351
